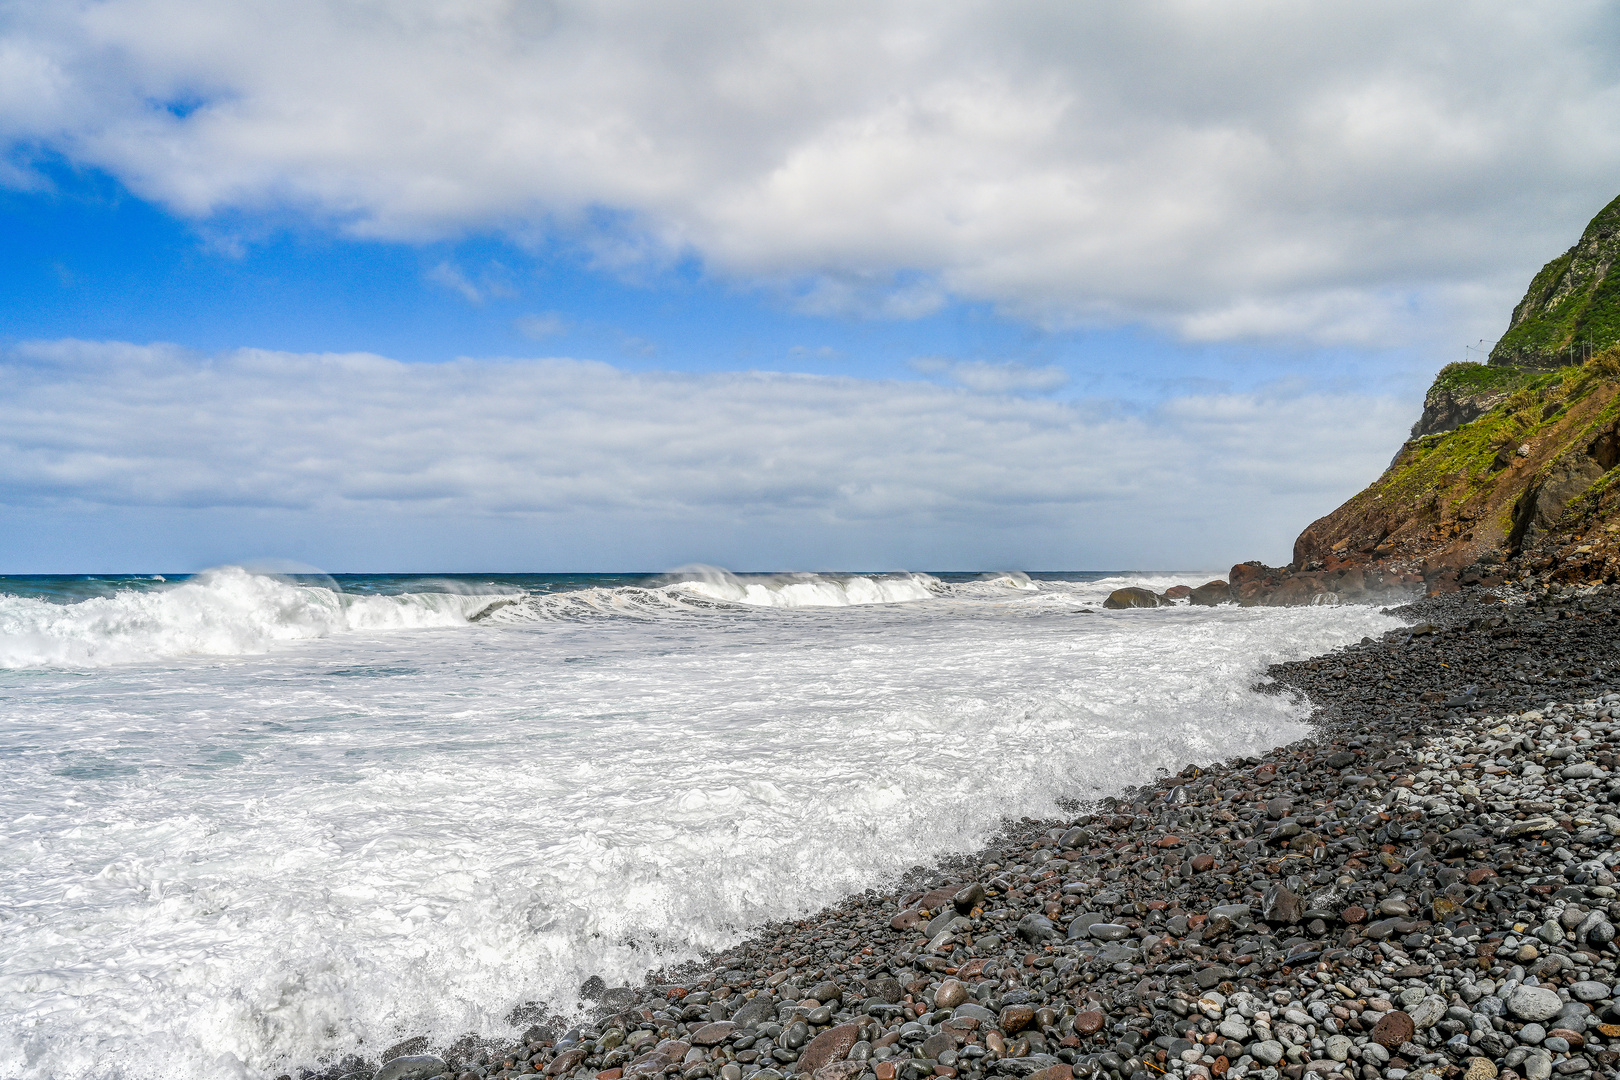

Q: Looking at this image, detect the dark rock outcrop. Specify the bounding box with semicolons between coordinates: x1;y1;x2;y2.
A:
1101;587;1162;609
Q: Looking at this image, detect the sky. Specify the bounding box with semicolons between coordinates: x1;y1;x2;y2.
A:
3;1;1620;573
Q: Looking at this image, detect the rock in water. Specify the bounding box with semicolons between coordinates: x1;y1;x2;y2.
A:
1102;587;1162;609
1188;580;1231;606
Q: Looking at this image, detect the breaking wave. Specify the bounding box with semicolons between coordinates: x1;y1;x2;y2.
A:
0;566;1084;668
0;566;509;669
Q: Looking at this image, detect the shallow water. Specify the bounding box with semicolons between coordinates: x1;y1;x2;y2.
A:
0;568;1401;1080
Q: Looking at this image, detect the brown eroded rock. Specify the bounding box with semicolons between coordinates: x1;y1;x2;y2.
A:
889;909;924;931
1370;1011;1415;1049
689;1023;736;1047
934;979;969;1010
998;1004;1036;1034
795;1024;862;1075
1027;1067;1073;1080
1102;587;1162;609
812;1064;867;1080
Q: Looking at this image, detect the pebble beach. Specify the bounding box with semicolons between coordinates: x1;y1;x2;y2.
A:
351;584;1620;1080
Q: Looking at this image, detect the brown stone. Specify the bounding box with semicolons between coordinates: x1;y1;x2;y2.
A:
1074;1010;1106;1035
956;959;989;980
1188;580;1232;606
597;1071;624;1080
1341;905;1367;925
874;1062;899;1080
796;1024;862;1075
1547;1028;1584;1049
1103;587;1163;609
1465;868;1497;885
1027;1067;1073;1080
1190;853;1216;873
690;1023;737;1047
547;1050;588;1076
935;979;969;1009
1154;835;1184;848
1370;1011;1415;1049
1164;585;1193;599
998;1004;1036;1033
890;909;925;931
812;1063;867;1080
915;886;959;911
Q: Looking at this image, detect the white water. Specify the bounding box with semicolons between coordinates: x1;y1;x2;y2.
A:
0;569;1402;1080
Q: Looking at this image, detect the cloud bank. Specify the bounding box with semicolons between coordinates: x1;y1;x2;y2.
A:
4;2;1620;343
0;340;1412;571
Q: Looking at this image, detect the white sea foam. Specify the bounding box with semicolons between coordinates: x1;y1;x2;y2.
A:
0;566;511;668
0;571;1402;1080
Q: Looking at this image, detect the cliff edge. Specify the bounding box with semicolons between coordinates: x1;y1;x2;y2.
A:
1217;193;1620;606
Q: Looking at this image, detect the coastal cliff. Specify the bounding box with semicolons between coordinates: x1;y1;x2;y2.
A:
1490;193;1620;369
1202;193;1620;607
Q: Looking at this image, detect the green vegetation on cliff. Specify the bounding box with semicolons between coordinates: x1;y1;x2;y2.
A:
1294;352;1620;571
1491;194;1620;368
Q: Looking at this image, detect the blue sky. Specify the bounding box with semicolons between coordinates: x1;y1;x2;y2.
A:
4;2;1620;572
3;160;1410;405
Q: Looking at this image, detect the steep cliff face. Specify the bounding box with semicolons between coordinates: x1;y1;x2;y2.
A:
1292;353;1620;590
1220;193;1620;606
1490;193;1620;368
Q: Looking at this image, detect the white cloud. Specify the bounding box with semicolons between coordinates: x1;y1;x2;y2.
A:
0;339;1413;570
910;357;1068;393
427;261;482;303
4;3;1619;344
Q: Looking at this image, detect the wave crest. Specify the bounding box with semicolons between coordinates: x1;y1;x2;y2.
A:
0;566;507;669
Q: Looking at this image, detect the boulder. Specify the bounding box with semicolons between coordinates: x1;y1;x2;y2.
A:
1511;451;1608;551
1188;580;1231;606
1163;585;1193;599
1102;587;1162;609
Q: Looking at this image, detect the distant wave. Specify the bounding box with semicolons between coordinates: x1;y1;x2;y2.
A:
476;566;947;623
0;566;511;669
0;566;1229;669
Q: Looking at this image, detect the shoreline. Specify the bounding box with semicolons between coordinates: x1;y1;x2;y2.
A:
321;586;1620;1080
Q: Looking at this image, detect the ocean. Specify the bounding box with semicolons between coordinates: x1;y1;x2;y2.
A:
0;568;1401;1080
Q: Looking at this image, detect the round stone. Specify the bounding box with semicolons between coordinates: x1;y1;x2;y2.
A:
1370;1010;1415;1049
1506;986;1564;1023
1463;1058;1498;1080
1074;1010;1106;1035
934;980;968;1010
998;1004;1035;1034
1569;980;1610;1002
1249;1041;1284;1065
